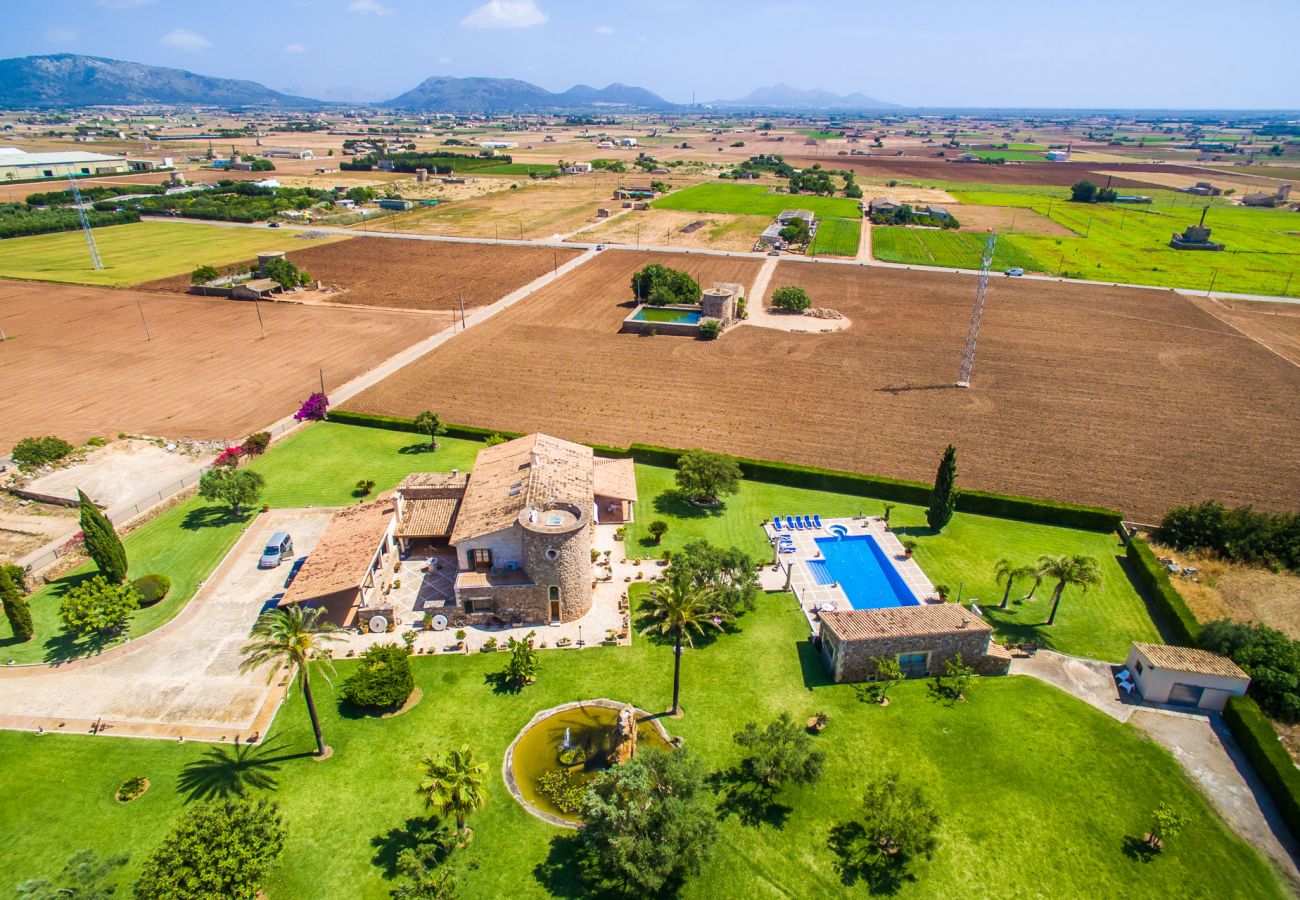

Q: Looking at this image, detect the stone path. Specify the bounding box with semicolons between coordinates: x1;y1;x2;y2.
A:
856;217;873;262
1014;650;1300;890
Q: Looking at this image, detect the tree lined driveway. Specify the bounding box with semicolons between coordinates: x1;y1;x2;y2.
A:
0;510;334;742
1013;651;1300;889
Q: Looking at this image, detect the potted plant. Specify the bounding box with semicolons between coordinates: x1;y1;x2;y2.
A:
422;612;434;631
481;636;498;652
901;539;918;559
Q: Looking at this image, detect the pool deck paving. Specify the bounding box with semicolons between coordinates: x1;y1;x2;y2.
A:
764;515;939;633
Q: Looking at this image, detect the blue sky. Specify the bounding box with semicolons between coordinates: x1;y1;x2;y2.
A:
3;0;1298;108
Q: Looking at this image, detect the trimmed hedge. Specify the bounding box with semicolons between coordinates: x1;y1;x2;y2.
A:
1223;696;1300;838
323;413;1124;532
1125;538;1200;645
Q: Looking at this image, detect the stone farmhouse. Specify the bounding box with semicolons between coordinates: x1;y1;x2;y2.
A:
280;434;637;631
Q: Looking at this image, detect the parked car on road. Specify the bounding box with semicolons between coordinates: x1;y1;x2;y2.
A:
1004;267;1024;277
259;532;293;568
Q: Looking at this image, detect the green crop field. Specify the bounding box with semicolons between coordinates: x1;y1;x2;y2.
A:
860;179;1300;296
0;220;344;287
799;130;842;140
871;226;1044;271
475;163;559;176
966;150;1047;162
810;216;861;257
654;183;862;220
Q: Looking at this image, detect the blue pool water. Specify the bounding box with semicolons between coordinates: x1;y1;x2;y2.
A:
631;306;702;324
811;534;919;609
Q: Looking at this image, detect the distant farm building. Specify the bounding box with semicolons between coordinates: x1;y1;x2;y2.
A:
263;147;315;159
0;147;130;180
613;185;656;200
1241;183;1292;207
1045;149;1070;161
1179;181;1222;196
377;198;415;211
619;137;638;147
563;162;593;174
1124;643;1249;711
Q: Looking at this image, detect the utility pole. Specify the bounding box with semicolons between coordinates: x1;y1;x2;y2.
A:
1207;269;1218;297
1285;270;1294;296
136;299;151;340
552;250;557;277
459;294;466;329
253;297;266;339
319;367;325;395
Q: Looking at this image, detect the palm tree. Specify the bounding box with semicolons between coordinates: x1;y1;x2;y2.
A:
993;559;1036;609
417;745;488;835
639;577;731;716
1034;555;1102;626
240;606;342;757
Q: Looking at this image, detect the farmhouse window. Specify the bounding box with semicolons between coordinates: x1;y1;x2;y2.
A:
472;548;492;570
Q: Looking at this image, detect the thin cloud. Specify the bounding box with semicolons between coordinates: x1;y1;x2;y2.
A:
46;26;79;45
461;0;548;29
347;0;391;15
283;42;307;54
595;25;614;35
437;55;453;64
159;29;212;53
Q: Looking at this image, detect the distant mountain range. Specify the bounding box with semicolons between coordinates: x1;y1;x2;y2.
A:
0;54;320;108
710;83;897;110
0;54;895;113
383;77;673;112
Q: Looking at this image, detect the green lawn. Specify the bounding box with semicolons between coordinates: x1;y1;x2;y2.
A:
622;464;1160;660
810;216;861;257
0;591;1283;898
0;220;343;287
871;226;1045;272
862;179;1300;296
964;150;1046;162
0;424;483;663
654;183;862;220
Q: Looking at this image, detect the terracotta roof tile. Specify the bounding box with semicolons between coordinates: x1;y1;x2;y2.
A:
281;496;393;606
397;497;460;537
821;604;991;642
1133;643;1248;679
593;457;638;502
450;434;593;543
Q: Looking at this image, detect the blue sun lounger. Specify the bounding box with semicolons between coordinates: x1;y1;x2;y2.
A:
813;514;822;528
772;517;783;531
801;515;814;529
786;516;798;530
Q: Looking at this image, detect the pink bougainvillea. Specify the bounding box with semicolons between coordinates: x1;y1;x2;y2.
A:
213;446;243;467
294;392;330;422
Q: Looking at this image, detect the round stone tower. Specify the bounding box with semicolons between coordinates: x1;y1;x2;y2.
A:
519;501;592;622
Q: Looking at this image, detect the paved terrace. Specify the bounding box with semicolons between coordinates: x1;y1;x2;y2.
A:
762;515;939;632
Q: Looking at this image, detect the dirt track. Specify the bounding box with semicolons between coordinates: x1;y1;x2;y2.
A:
344;252;1300;519
0;280;447;449
139;237;581;312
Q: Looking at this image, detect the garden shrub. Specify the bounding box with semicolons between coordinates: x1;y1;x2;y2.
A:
242;431;272;456
294;392;329;422
59;576;139;637
1125;538;1200;645
630;263;699;305
11;435;73;468
1155;500;1300;572
116;775;149;803
1223;696;1300;837
132;574;172;607
1200;619;1300;721
698;319;721;340
771;285;812;312
342;642;415;710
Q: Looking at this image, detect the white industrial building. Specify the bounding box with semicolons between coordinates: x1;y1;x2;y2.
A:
0;147;130;181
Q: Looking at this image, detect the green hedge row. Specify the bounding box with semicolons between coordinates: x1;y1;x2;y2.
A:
1223;696;1300;837
1124;538;1200;645
324;411;1124;533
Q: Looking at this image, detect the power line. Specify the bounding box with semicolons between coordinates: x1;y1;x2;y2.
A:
955;232;997;389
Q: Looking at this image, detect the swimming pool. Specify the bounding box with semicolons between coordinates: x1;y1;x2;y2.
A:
810;534;919;609
631;306;702;324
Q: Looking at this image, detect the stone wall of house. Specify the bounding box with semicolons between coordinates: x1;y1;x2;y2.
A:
521;505;592;622
826;627;994;683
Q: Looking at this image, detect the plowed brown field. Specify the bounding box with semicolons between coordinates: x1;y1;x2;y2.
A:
0;280;447;450
139;237;581;312
784;156;1194;189
345;252;1300;519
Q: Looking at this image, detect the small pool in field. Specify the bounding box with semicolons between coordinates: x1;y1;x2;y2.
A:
812;534;919;609
631;306;702;324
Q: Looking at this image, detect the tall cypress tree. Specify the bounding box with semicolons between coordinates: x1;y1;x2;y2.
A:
926;445;959;532
0;565;34;641
78;489;128;584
